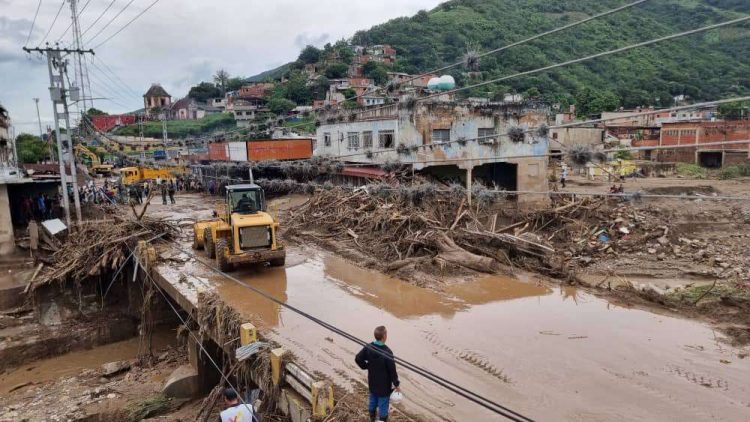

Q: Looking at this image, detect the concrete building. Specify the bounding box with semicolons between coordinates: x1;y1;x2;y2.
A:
658;120;750;167
143;84;172;115
233;101;259;128
314;101;551;203
239;83;274;101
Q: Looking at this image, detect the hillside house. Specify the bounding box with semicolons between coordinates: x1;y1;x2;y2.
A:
315;101;551;204
368;44;396;64
233;100;259;128
239;83;274;101
143;84;172;116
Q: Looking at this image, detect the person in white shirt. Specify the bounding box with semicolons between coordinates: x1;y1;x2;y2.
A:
219;388;254;422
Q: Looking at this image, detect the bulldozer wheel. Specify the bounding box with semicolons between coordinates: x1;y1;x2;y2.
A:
192;227;202;250
215;238;232;272
269;257;285;267
204;227;215;258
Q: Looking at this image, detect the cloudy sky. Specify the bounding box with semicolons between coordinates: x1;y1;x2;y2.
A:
1;0;442;134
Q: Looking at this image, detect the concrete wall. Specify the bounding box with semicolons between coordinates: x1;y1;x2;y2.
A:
550;127;604;148
0;185;13;255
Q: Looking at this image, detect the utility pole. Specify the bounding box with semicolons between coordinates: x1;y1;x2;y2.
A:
33;98;43;138
24;46;94;228
69;0;92;114
162;118;168;146
33;97;52;160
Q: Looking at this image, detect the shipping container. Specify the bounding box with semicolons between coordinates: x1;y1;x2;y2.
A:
228;141;248;162
208;142;229;161
153;150;167;160
247;139;313;161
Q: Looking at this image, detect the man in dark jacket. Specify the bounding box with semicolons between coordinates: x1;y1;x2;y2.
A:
355;326;400;422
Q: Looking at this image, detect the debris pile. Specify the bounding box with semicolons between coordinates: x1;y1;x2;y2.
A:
33;217;177;288
284;185;558;283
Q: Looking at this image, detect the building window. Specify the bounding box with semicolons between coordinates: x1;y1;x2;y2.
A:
478;128;496;143
324;132;331;147
363;131;373;148
379;130;394;148
432;129;451;143
347;132;360;149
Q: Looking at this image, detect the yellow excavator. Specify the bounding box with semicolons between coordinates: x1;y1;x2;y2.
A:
74;144;114;176
193;183;285;271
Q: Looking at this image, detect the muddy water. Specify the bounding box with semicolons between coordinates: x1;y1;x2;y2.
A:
0;327;177;395
213;248;750;421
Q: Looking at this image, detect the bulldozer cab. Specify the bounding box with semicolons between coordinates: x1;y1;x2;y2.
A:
226;184;266;215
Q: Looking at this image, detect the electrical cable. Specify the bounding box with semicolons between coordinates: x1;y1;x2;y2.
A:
91;0;163;49
416;15;750;103
56;0;92;43
25;0;43;47
92;186;535;420
80;0;119;38
92;56;142;98
83;0;137;45
90;57;143;99
265;0;653;134
38;1;66;46
174;0;653;144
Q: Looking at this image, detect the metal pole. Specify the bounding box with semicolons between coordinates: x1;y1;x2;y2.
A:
69;0;88;113
33;98;43;138
46;52;72;227
59;62;83;224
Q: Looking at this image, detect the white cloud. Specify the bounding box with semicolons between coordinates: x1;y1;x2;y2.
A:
1;0;442;133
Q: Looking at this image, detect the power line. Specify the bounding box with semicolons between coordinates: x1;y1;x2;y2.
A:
375;0;651;98
91;0;163;49
83;0;136;45
416;15;750;103
80;0;119;38
56;0;92;43
218;0;652;140
91;56;142;99
38;1;66;46
24;0;43;46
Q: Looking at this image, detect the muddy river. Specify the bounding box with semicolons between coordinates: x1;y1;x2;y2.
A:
0;327;177;395
206;248;750;421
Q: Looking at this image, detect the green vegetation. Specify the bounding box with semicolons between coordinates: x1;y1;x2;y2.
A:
188;82;221;102
669;282;750;304
350;0;750;112
113;113;235;139
717;100;750;120
16;133;51;163
325;63;349;79
283;116;316;133
86;107;108;116
675;163;707;179
718;163;750;179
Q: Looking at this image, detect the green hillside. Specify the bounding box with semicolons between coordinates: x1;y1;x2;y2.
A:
350;0;750;110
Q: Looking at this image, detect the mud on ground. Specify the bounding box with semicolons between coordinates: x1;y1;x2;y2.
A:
279;178;750;346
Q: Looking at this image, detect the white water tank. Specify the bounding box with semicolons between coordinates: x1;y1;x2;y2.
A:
427;75;456;91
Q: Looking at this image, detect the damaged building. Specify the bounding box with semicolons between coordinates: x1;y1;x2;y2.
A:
314;100;551;203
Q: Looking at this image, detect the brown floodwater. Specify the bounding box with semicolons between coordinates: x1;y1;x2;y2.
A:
0;327;177;395
212;248;750;421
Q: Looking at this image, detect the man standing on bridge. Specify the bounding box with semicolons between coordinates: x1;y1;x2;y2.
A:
355;325;401;422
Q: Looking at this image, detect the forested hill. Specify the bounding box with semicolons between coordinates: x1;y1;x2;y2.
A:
350;0;750;110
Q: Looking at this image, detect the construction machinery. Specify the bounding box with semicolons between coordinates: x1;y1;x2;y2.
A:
192;184;285;271
118;165;187;185
74;144;114;176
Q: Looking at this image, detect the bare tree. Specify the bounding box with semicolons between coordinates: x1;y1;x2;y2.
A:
213;69;230;95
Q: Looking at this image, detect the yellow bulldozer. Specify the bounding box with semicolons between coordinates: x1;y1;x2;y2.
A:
74;144;114;176
192;184;285;271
